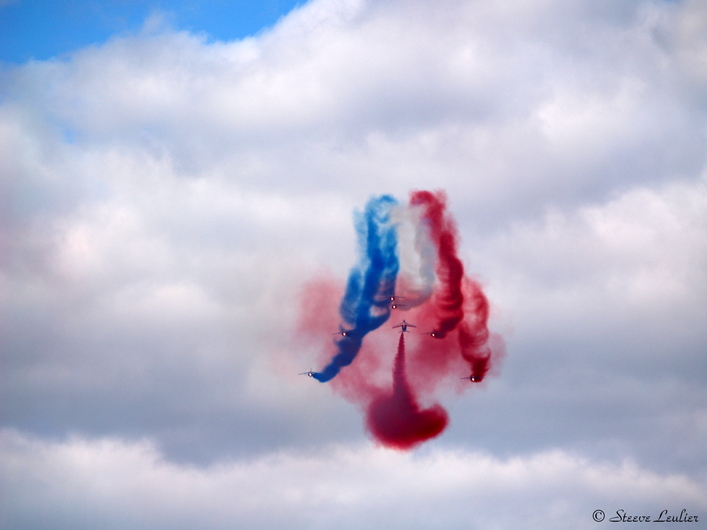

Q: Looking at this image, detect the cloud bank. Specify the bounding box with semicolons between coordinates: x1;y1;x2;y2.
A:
1;0;706;527
2;429;705;530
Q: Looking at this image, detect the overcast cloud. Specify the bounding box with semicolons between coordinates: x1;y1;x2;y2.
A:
2;0;706;528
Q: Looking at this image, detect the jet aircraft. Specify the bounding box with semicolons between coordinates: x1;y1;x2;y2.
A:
461;375;483;382
299;370;315;377
392;320;416;333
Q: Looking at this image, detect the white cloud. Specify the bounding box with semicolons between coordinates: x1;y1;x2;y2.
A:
2;429;705;530
478;177;707;346
1;0;705;503
6;0;702;208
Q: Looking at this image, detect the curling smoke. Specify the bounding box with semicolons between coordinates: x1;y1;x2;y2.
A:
297;190;504;449
410;190;465;339
389;203;436;309
313;195;399;382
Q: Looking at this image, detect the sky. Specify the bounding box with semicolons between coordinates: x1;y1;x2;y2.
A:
1;0;706;528
0;0;302;63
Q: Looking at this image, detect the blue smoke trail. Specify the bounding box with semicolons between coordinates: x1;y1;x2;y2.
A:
313;195;399;382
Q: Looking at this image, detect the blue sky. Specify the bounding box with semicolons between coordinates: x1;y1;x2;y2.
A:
0;0;301;63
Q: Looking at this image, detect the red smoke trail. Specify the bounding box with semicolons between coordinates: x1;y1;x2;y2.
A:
365;333;449;450
410;190;465;338
408;189;501;384
458;278;493;382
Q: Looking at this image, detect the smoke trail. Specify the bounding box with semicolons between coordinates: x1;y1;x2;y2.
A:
407;190;499;384
410;190;465;338
389;203;436;308
295;190;505;450
457;279;493;382
313;195;399;382
366;333;449;449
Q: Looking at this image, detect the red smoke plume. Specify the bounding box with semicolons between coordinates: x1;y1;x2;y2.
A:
365;333;448;450
409;190;465;338
408;190;499;383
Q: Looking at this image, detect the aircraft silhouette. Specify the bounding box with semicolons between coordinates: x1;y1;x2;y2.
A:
392;320;416;333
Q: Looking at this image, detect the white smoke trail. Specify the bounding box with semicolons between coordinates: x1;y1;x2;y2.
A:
390;202;436;308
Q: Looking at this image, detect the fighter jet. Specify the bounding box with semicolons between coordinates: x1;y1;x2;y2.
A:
332;327;355;337
389;301;407;310
299;370;315;377
423;331;442;338
461;375;483;382
392;320;416;333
